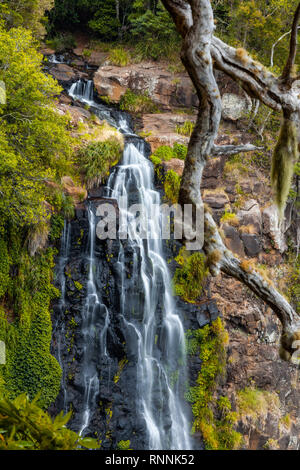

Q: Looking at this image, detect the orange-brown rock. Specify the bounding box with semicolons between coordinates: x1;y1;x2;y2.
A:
94;63;198;111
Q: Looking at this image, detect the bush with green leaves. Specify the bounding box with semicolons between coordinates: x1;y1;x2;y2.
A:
76;139;122;189
0;393;100;450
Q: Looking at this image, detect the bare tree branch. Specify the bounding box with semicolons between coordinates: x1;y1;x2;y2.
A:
281;2;300;82
161;0;300;362
212;143;263;156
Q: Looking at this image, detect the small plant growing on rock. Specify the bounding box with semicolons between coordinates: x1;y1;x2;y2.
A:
173;251;208;302
175;120;195;136
108;47;130;66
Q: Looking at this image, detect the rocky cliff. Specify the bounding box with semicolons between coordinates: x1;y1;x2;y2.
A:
46;42;300;450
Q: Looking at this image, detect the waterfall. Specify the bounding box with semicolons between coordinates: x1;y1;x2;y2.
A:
53;221;71;412
69;79;94;106
54;79;192;449
107;141;191;449
79;206;110;436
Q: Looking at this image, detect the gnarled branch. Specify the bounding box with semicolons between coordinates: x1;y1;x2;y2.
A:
162;0;300;362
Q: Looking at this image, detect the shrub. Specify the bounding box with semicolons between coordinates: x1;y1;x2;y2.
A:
76;139;122;189
108;47;130;66
153;145;174;162
46;33;76;52
173;251;208;302
120;89;159;114
173;142;188;160
237;387;280;422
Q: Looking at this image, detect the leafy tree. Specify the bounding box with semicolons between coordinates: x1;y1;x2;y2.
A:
0;25;71;230
0;0;54;38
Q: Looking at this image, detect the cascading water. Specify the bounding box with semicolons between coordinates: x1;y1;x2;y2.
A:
106;142;191;449
79;206;110;435
69;80;94;106
53;221;71;412
53;79;192;449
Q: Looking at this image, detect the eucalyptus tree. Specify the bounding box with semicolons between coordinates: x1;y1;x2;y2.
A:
161;0;300;362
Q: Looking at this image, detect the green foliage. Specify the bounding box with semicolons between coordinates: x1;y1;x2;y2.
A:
286;253;300;313
0;240;62;409
129;4;180;60
164;170;181;204
220;211;239;226
0;393;100;450
116;439;131;450
0;25;71;231
271;119;299;218
153;146;174;162
76;139;122;189
176;121;195;137
173;142;188;160
0;0;54;38
185;319;241;449
213;0;300;69
108;47;130;66
173;250;208;302
151;144;187;165
120;89;159;114
237;387;280;422
46;32;76;52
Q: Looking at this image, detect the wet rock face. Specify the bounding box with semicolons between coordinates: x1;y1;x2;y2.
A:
51;194;210;450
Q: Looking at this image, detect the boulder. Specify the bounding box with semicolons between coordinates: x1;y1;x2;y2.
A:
262;204;287;253
161;158;185;177
203;190;230;210
94;63;198;110
223;224;245;258
237;199;262;234
49;63;79;84
240;233;262;257
221;92;252;121
202;156;226;189
140;113;195;151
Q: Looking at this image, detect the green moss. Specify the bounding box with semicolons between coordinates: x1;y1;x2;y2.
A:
74;281;83;291
117;440;131;450
0;238;11;298
185;319;241;449
236;387;280;421
220;211;239;226
173;251;208;303
271;119;299;218
164;170;181;204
